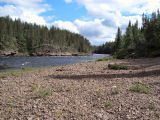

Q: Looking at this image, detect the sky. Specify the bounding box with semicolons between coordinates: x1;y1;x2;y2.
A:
0;0;160;45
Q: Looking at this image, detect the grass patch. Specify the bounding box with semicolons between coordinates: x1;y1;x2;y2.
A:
0;69;23;78
108;63;128;70
148;103;155;110
0;66;52;78
96;56;115;61
31;85;37;92
104;101;114;108
155;111;160;118
129;82;151;94
37;88;52;98
112;87;119;95
31;85;52;98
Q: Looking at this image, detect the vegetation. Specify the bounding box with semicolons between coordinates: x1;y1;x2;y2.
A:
57;110;63;116
96;10;160;58
0;67;51;78
94;42;114;54
112;87;119;95
148;103;155;110
96;56;115;61
0;16;92;56
129;82;151;94
155;111;160;118
37;88;52;98
108;64;128;70
31;85;37;92
113;10;160;58
104;101;114;108
31;85;52;98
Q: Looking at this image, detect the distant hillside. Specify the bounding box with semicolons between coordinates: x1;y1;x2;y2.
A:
0;16;92;56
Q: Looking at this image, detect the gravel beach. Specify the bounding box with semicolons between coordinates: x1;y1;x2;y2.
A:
0;58;160;120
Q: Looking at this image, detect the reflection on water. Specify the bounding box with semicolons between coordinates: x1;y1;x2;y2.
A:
0;54;109;72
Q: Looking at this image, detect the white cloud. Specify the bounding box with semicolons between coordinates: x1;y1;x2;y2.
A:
53;21;79;33
64;0;73;3
61;0;160;45
0;0;50;25
52;14;143;45
52;19;116;45
72;0;160;16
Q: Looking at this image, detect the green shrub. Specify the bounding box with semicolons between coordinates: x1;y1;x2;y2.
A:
149;50;160;57
108;64;128;70
115;49;128;59
129;82;151;94
148;103;155;110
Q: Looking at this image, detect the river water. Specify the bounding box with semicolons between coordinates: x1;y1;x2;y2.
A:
0;54;109;72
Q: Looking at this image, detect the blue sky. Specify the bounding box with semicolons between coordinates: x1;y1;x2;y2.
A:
0;0;160;45
40;0;87;22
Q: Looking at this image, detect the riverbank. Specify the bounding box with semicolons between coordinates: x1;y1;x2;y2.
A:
0;57;160;119
0;50;92;57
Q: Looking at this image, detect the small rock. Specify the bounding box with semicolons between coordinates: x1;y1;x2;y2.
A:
56;69;63;71
27;117;32;120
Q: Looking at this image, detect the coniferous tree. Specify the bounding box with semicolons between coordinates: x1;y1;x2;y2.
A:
0;16;92;55
114;27;122;54
124;21;134;50
94;10;160;58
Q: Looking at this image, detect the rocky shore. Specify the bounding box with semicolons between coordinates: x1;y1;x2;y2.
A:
0;50;92;56
0;57;160;119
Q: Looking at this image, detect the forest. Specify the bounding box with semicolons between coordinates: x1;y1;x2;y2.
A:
1;10;160;58
95;10;160;58
93;42;113;54
0;16;92;56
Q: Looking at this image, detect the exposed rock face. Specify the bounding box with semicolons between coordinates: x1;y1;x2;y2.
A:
0;50;18;56
30;52;82;56
29;50;92;56
0;49;92;56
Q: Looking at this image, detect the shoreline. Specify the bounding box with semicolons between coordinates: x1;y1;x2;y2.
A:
0;51;93;57
0;57;160;119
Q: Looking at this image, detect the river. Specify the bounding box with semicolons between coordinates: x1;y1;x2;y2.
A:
0;54;109;72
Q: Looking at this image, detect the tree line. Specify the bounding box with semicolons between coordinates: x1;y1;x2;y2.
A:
96;10;160;58
0;16;92;56
93;42;114;54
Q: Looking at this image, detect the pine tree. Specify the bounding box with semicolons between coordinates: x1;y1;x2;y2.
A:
124;21;134;50
114;27;122;54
